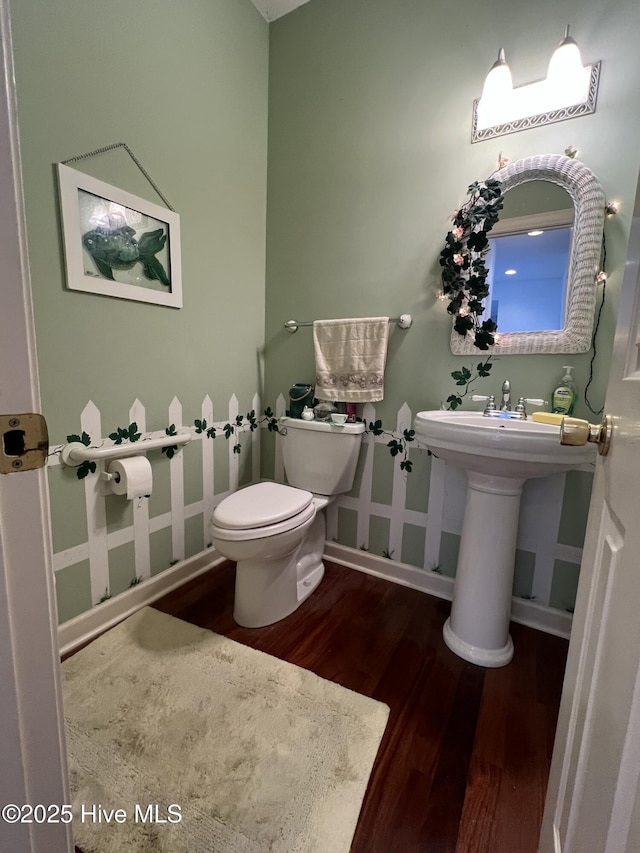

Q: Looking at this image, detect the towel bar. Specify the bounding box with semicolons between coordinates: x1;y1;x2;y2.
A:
284;314;412;334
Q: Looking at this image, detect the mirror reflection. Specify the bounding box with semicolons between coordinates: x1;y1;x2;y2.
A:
487;181;574;333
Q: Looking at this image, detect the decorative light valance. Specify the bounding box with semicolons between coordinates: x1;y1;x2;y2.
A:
472;28;600;143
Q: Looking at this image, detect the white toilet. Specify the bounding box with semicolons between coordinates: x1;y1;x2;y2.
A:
210;416;364;628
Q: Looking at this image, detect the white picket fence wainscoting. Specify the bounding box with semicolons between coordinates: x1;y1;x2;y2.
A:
49;394;262;604
51;393;591;650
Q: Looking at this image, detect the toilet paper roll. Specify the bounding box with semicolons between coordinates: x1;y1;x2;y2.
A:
107;456;153;499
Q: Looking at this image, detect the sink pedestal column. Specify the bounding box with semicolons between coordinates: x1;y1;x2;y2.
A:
443;471;525;668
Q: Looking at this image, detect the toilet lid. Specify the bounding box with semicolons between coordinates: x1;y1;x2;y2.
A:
212;481;313;530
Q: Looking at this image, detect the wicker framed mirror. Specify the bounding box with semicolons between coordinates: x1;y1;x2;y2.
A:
450;154;605;355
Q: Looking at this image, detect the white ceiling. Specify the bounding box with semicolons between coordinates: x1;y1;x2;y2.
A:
251;0;312;22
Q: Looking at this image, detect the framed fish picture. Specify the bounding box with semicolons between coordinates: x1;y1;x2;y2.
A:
57;164;182;307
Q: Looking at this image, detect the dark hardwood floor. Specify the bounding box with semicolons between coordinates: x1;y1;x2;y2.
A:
145;560;568;853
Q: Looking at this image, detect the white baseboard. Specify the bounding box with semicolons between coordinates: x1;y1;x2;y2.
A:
57;549;226;657
324;542;573;640
509;597;573;639
324;541;455;599
58;541;573;657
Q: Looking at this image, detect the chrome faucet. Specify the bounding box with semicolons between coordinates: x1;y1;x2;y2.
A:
471;381;546;419
500;380;511;411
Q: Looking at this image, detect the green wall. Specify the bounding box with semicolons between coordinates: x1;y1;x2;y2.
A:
264;0;640;422
12;0;268;442
11;0;269;620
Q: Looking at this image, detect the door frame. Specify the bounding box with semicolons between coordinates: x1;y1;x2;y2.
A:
0;2;71;850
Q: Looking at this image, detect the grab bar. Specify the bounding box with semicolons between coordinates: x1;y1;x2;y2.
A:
284;314;413;333
61;431;192;466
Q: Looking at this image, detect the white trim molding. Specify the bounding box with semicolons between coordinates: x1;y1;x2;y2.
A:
0;2;72;849
325;542;574;639
58;549;226;657
58;540;573;667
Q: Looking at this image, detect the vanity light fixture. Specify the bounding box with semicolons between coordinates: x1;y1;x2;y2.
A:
528;230;544;236
472;27;600;143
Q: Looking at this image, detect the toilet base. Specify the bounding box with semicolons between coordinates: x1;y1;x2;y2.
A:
233;512;326;628
296;556;325;604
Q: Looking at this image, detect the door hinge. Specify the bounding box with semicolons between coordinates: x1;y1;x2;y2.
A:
0;413;49;474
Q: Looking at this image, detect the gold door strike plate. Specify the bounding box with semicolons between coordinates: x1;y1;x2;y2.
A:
0;413;49;474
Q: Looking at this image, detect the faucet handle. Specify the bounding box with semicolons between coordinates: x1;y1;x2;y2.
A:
471;394;496;415
515;397;548;418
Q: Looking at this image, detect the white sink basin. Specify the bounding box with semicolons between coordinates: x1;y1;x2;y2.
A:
414;410;595;479
413;409;595;668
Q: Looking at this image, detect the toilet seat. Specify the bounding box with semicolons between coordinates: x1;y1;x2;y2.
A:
211;481;315;542
210;503;315;542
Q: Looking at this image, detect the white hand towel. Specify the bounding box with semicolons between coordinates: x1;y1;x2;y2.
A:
313;317;390;402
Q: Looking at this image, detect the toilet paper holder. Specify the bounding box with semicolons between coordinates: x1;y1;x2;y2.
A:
103;456;153;499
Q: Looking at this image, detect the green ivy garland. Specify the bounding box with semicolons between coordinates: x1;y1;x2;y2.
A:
65;409;281;479
190;407;280;457
446;356;493;410
64;431;96;479
364;419;418;472
162;423;179;459
65;408;429;479
110;423;142;444
439;177;504;350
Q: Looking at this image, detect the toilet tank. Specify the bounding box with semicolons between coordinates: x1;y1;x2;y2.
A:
279;417;364;495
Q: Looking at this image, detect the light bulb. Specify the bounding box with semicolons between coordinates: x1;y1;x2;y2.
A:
477;49;514;129
546;26;590;109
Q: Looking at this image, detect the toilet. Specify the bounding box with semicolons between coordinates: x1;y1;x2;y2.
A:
210;416;364;627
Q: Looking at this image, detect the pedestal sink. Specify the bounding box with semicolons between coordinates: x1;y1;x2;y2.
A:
414;410;596;667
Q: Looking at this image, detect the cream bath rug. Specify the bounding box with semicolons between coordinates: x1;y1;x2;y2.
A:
62;606;389;853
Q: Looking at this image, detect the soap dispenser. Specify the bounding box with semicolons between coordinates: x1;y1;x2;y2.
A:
552;366;576;415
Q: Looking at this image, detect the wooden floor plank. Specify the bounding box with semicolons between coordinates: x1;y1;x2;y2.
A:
455;757;502;853
73;559;568;852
